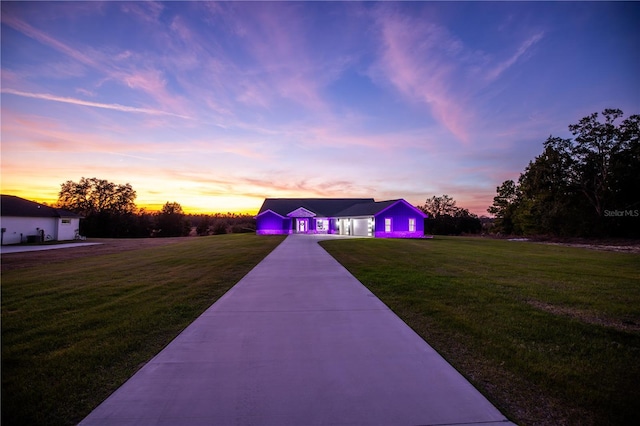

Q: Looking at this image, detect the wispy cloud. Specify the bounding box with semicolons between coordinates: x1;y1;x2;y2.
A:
1;12;101;69
2;11;191;117
371;7;472;143
226;4;327;111
370;6;546;146
225;174;377;200
75;87;96;97
1;89;191;118
486;32;544;82
2;2;629;216
1;109;157;158
120;1;164;24
198;2;353;114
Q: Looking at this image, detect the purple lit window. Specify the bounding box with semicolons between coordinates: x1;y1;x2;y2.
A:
316;219;328;231
385;218;392;232
409;218;416;232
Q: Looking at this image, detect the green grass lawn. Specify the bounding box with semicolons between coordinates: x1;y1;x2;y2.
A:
1;234;285;426
320;237;640;426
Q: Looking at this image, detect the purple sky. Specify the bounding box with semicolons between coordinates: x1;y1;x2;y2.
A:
2;1;638;214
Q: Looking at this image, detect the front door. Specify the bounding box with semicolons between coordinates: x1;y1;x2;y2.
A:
297;218;308;233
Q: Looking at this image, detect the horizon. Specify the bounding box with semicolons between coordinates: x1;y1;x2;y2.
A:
2;2;638;216
4;193;496;218
1;191;258;216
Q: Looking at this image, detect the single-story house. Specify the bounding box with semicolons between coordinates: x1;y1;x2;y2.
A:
256;198;427;238
0;194;82;245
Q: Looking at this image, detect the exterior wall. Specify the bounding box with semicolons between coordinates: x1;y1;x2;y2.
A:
256;211;292;235
338;218;349;235
57;218;80;241
257;212;337;235
374;202;425;238
1;216;58;244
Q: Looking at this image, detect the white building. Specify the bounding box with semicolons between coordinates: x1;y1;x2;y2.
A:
1;195;82;245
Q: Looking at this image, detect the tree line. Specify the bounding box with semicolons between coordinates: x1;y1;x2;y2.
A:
419;195;484;235
488;109;639;238
56;177;256;238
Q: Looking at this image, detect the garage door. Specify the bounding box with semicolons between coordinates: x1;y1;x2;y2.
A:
352;218;370;236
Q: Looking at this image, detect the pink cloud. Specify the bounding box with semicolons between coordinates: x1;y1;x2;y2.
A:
206;3;328;112
75;87;96;97
115;50;133;61
122;69;165;97
120;1;164;25
2;12;192;118
1;12;101;69
236;175;377;200
0;110;142;156
169;15;194;44
372;9;472;144
1;89;190;118
371;7;545;148
0;69;21;86
302;124;442;152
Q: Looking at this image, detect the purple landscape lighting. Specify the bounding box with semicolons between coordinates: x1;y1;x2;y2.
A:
255;198;428;238
256;210;292;235
374;231;426;239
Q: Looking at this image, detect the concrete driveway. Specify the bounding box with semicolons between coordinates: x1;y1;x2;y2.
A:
80;234;514;425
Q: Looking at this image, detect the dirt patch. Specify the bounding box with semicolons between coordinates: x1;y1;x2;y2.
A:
470;235;640;253
526;300;640;333
540;242;640;254
1;237;190;272
522;236;640;253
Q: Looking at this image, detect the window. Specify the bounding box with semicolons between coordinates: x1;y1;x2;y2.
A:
316;219;328;231
384;218;392;232
409;218;416;232
61;219;71;224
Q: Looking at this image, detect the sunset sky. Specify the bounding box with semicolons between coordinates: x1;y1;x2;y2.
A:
2;1;638;215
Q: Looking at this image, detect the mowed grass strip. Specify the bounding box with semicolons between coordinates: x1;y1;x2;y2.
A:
320;237;640;426
1;234;285;426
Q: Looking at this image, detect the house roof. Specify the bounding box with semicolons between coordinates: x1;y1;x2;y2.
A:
1;195;81;218
258;198;375;217
257;198;426;218
334;199;401;217
335;199;427;217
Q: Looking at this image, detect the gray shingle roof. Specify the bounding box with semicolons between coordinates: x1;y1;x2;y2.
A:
1;195;81;218
334;199;401;217
258;198;375;217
